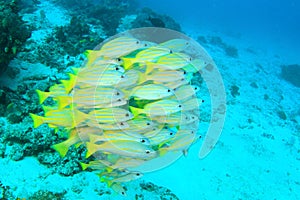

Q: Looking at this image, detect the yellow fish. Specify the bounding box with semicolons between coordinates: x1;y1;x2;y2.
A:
52;126;103;157
152;111;198;125
87;121;129;130
88;108;133;124
55;86;124;109
85;36;144;65
159;38;190;52
36;84;67;104
182;97;204;111
183;58;206;73
85;140;157;159
117;69;139;88
29;108;87;128
80;160;107;171
122;46;171;69
145;52;192;74
172;84;200;101
127;84;174;100
139;70;186;84
130;99;182;117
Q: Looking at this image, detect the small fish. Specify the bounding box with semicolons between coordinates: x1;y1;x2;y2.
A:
88;108;133;124
29;108;87;128
85;36;144;64
112;172;143;183
36;84;67;104
159;129;196;154
172;84;200;101
183;59;206;73
87;121;129;130
122;46;171;69
130;99;182;117
104;157;146;170
147;128;176;145
159;38;189;52
139;70;186;84
117;69;140;88
88;56;124;68
145;52;192;74
79;160;107;171
163;78;189;89
152;112;198;125
110;183;127;196
55;86;124;109
127;84;174;100
182;98;204;111
89;131;150;145
85;140;157;159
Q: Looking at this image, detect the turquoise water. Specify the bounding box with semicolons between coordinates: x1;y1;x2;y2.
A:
0;0;299;199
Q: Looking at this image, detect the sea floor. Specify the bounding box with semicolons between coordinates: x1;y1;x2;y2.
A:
0;1;300;200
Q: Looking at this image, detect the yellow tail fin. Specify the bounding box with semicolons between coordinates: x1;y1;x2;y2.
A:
55;96;71;109
29;113;44;128
61;73;76;93
85;142;97;158
122;57;134;70
84;50;99;66
79;162;89;170
145;62;155;74
129;106;143;117
36;90;50;104
51;141;69;157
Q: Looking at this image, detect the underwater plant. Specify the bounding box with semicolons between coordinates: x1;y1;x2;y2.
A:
30;28;226;195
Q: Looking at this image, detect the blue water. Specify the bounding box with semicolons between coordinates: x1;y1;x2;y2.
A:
138;0;300;62
1;0;300;199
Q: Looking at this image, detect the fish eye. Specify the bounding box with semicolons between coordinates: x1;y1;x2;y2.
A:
185;42;189;45
120;122;124;126
189;57;192;61
116;92;120;95
136;173;140;176
169;132;173;135
121;192;125;195
145;150;151;154
191;131;194;134
117;58;121;62
164;126;168;129
115;67;119;71
136;41;140;44
183;71;187;75
125;113;129;117
140;139;146;143
194;87;197;90
146;122;151;125
169;50;173;54
167;89;171;92
144;43;148;47
121;75;125;78
178;104;182;108
185;116;188;120
192;116;195;119
202;100;205;103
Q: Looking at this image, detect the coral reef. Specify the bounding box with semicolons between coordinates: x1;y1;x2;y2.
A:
281;64;300;88
0;0;31;73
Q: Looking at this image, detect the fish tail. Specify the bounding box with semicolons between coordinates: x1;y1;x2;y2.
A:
122;57;133;70
159;148;169;156
73;110;88;126
36;89;50;104
84;50;98;66
61;73;76;93
51;141;70;157
85;142;97;158
100;176;113;187
55;96;71;109
129;106;143;117
137;72;147;85
29;113;44;128
71;67;80;75
145;62;154;74
79;162;89;170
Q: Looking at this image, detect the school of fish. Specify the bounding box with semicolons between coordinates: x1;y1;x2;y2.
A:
30;35;208;196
